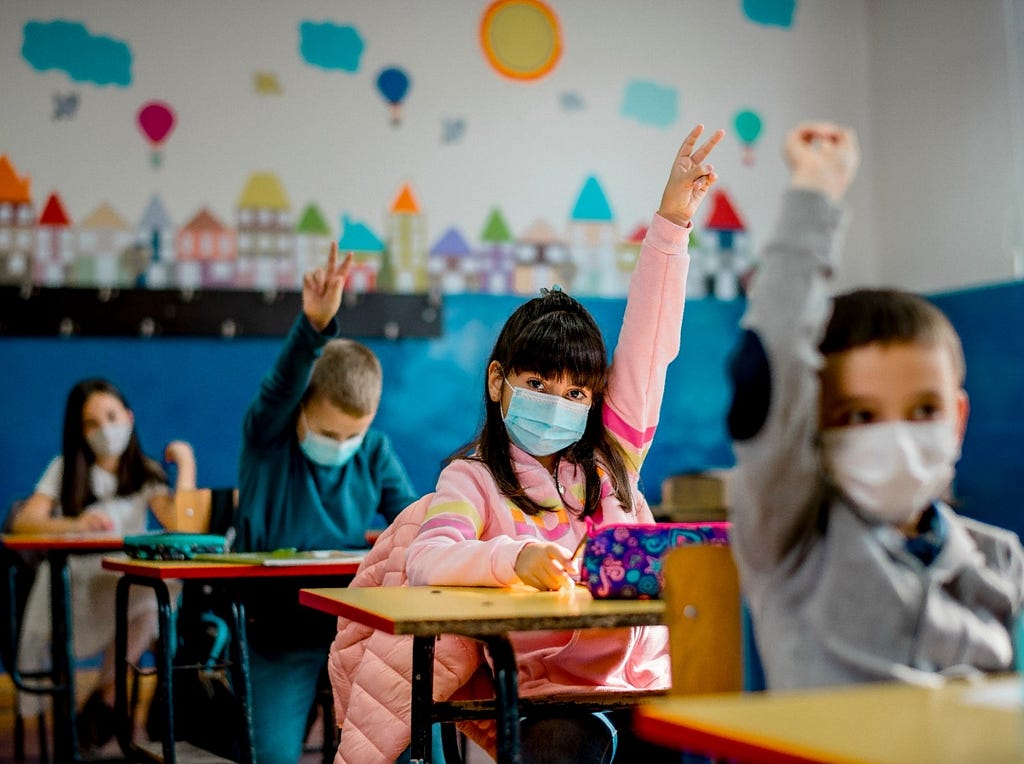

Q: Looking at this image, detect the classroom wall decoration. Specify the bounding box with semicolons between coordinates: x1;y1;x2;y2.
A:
0;2;836;338
21;19;132;87
620;80;679;129
733;109;763;166
742;0;797;28
136;100;176;168
479;0;563;81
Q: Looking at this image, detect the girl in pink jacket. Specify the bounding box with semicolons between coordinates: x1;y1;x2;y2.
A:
330;123;723;763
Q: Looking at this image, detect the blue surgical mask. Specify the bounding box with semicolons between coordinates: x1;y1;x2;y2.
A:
501;379;590;457
300;419;365;469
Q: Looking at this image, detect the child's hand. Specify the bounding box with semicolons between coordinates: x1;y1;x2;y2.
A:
303;243;354;332
515;541;576;591
77;510;115;532
658;124;725;227
785;122;860;203
164;440;195;466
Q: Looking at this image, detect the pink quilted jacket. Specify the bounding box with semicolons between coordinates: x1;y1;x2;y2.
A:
328;495;496;763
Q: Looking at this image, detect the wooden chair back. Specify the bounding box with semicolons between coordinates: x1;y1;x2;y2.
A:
661;544;743;695
171;488;212;533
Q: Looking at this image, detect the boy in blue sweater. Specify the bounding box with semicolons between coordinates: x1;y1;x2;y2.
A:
237;245;417;763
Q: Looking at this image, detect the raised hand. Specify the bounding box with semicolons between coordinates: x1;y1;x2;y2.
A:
303;243;354;332
785;121;860;203
164;440;197;491
164;440;194;466
658;124;726;227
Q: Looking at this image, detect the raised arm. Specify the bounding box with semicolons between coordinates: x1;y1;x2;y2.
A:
148;440;197;528
728;122;860;572
242;245;353;446
605;125;724;472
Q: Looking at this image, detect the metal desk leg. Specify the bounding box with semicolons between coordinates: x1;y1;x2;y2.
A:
49;549;78;763
114;575;176;764
228;598;256;764
114;575;132;756
482;635;521;764
410;635;436;764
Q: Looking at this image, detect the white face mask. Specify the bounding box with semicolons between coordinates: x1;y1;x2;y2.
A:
86;422;133;459
820;419;961;526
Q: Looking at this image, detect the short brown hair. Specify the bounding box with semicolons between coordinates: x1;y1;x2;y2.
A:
820;289;965;384
305;339;382;416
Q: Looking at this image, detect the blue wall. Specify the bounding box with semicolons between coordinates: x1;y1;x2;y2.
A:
5;282;1020;541
931;282;1024;539
0;294;745;525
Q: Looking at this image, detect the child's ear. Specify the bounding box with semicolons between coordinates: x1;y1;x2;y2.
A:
487;361;504;403
955;390;970;442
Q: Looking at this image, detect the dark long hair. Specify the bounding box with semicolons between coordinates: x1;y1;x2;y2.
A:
60;378;166;517
449;289;635;517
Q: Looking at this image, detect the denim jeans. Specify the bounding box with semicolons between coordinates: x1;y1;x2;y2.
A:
248;644;325;764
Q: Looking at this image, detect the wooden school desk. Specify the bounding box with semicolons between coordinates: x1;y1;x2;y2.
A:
1;532;123;764
299;584;666;764
633;675;1024;764
102;554;363;764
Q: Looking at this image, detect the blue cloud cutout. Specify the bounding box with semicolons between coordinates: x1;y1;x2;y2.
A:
299;21;364;72
22;20;132;87
620;80;678;129
742;0;796;28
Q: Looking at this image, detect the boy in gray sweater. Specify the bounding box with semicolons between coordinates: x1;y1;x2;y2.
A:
728;121;1024;689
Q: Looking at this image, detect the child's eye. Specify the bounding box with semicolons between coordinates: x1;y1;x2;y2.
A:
909;403;940;420
845;410;875;426
567;389;590;403
526;378;545;391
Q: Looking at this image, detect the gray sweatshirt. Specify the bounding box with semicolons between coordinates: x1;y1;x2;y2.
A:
728;189;1024;689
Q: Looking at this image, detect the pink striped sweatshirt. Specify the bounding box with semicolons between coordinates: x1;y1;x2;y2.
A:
405;211;690;696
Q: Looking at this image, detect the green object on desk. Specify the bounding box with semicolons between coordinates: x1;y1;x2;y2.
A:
192;549;367;566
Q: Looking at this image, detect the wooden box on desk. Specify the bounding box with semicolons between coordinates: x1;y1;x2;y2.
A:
654;471;731;523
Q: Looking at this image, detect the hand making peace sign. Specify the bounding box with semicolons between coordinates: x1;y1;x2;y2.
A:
302;243;354;332
657;123;726;227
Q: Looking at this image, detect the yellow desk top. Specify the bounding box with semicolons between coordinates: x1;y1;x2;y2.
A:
300;584;665;636
1;532;123;551
634;676;1024;764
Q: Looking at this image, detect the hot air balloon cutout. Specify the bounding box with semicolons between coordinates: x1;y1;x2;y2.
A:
137;100;177;168
734;109;763;166
376;67;411;126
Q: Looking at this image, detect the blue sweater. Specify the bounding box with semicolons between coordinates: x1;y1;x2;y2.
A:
237;314;417;552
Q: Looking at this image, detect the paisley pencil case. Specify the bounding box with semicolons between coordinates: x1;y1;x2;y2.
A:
579;521;730;599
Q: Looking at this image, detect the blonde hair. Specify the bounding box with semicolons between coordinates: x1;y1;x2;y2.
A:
305;339;382;416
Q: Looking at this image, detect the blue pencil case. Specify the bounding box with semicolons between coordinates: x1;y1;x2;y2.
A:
123;532;228;561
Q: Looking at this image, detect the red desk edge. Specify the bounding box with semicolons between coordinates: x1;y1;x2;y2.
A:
1;533;123;551
299;588;397;634
632;707;838;764
101;556;361;579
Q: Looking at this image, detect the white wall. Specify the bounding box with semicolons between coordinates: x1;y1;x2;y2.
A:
5;1;1018;295
867;0;1022;293
0;0;877;286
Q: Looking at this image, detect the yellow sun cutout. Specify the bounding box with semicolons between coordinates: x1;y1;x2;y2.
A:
480;0;563;81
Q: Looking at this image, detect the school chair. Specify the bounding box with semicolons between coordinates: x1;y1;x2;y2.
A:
1;541;50;763
661;544;743;695
170;487;240;534
166;488;340;762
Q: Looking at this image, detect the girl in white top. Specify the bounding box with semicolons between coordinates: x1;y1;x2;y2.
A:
10;378;196;751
